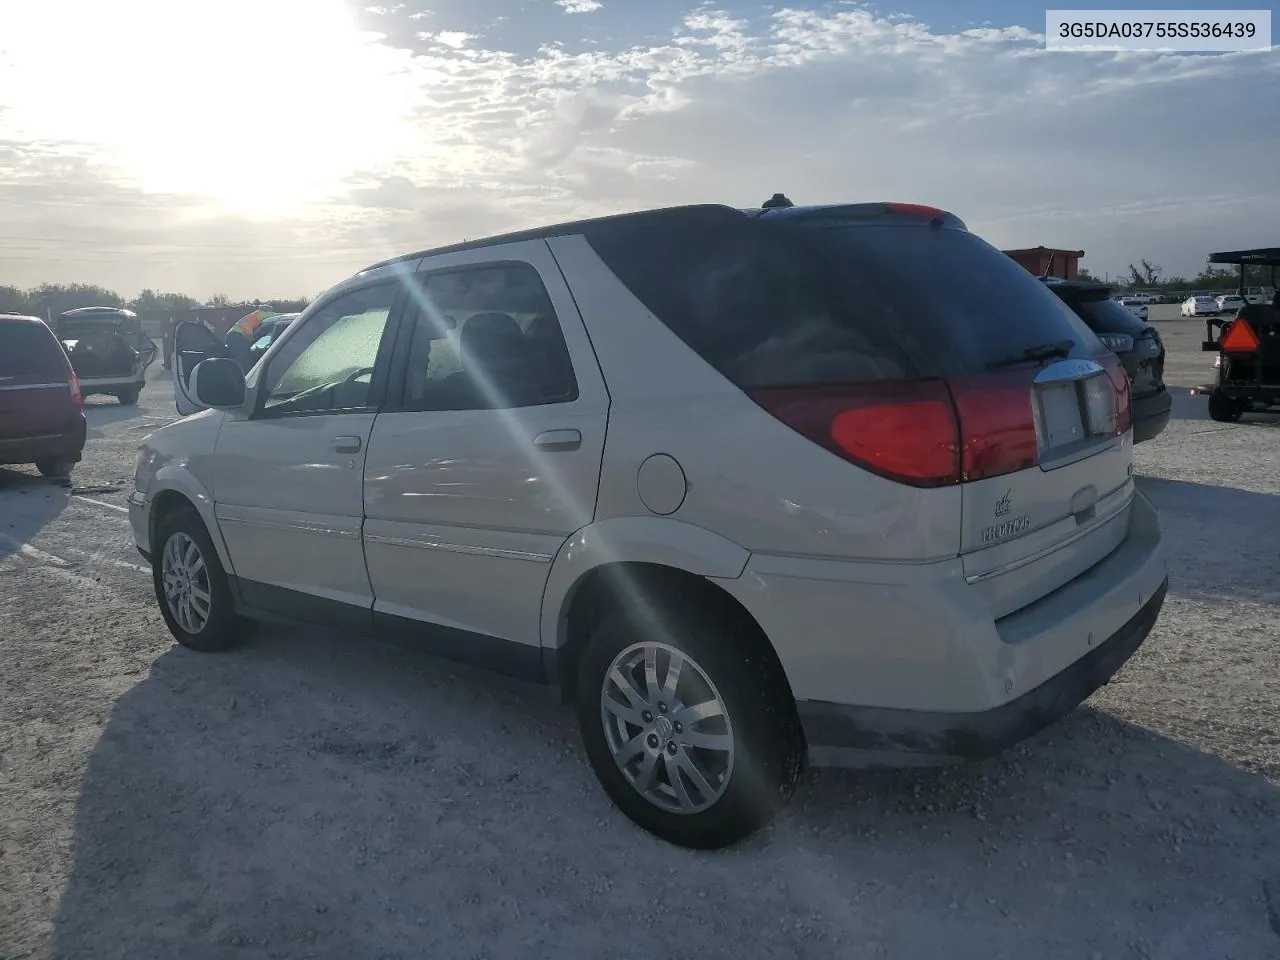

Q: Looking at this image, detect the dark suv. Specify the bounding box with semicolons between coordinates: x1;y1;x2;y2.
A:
1043;279;1170;442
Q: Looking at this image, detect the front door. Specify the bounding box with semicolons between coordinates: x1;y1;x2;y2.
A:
362;242;609;678
211;276;408;632
173;321;227;416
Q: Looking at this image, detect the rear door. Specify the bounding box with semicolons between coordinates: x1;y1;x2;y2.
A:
361;241;609;673
0;320;76;441
790;219;1133;620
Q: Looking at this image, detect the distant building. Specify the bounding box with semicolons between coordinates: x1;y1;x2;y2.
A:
1003;246;1085;281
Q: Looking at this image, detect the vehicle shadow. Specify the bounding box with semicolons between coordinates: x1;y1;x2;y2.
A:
0;468;71;561
48;624;1280;960
1137;475;1280;605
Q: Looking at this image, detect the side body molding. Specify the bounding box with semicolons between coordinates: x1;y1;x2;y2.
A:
540;515;751;651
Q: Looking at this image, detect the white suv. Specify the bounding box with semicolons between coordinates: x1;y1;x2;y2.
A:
130;201;1168;849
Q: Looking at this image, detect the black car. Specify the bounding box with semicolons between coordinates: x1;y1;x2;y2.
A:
1042;278;1171;443
54;306;157;404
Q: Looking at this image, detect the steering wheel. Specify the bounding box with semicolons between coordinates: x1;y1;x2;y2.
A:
344;366;375;383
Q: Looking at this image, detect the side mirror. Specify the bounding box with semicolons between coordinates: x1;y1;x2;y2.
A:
191;357;247;408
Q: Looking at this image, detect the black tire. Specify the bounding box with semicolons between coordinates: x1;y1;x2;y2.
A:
1207;388;1243;423
35;459;75;478
152;506;254;652
576;599;803;849
116;387;140;405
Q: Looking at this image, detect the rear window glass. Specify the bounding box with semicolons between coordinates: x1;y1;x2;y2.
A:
0;321;68;377
1064;295;1149;335
790;222;1103;377
587;219;1103;384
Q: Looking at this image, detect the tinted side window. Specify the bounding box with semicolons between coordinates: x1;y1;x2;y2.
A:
260;283;398;415
586;221;908;388
398;261;578;411
0;322;68;377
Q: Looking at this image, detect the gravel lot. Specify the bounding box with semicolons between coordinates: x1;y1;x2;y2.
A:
2;307;1279;960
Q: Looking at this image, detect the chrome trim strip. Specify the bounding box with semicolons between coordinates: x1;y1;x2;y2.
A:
217;515;360;539
965;490;1133;585
0;382;67;391
364;533;552;563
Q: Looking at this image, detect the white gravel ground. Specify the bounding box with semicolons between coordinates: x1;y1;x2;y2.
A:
2;310;1279;959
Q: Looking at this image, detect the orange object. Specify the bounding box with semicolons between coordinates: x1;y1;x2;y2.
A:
1220;318;1260;353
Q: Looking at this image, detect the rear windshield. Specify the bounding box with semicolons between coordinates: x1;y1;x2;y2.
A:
0;322;69;377
586;218;1102;385
1063;295;1149;335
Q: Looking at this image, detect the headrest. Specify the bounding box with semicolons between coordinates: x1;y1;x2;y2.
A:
459;312;525;369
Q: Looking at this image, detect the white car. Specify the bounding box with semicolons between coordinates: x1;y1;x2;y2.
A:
1216;294;1244;313
1118;298;1149;321
1244;286;1274;305
1182;295;1220;317
129;200;1167;849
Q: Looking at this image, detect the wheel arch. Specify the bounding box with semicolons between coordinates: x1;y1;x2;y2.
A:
146;471;236;577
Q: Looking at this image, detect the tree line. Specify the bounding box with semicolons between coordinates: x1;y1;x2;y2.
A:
0;282;310;319
1077;261;1275;291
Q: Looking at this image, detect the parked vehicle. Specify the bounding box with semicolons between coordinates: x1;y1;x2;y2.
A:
1193;247;1280;422
1216;294;1245;314
130;200;1168;849
1244;286;1275;305
1182;295;1220;317
169;313;301;416
54;306;157;404
0;314;86;476
1119;297;1149;322
1043;280;1170;442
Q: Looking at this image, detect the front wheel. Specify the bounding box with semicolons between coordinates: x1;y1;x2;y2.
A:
153;507;254;652
116;386;140;405
576;603;803;849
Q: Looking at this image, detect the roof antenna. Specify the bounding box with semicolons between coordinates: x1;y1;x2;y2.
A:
762;192;794;209
1039;250;1056;281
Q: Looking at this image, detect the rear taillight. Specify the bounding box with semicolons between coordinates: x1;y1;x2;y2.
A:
750;358;1131;488
69;373;83;407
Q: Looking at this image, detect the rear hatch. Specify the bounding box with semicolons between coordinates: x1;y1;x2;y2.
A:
0;319;79;440
754;210;1134;620
56;318;145;379
1057;288;1165;398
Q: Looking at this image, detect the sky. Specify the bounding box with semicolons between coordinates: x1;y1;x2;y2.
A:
0;0;1277;299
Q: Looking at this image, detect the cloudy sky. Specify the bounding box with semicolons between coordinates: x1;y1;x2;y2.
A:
1;0;1276;299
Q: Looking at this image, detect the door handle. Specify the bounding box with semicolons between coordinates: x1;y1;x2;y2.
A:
533;429;582;452
330;436;362;454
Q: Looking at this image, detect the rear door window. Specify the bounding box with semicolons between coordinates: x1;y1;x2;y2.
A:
0;322;69;377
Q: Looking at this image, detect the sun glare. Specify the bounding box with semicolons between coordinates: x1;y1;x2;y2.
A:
0;0;418;212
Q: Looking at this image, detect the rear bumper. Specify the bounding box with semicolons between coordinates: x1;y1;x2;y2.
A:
78;375;143;393
713;490;1168;767
1132;389;1172;443
797;578;1166;765
0;415;86;466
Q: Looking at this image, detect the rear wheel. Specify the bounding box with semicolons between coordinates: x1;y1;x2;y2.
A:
153;506;253;652
575;601;803;849
1207;388;1243;423
35;459;74;478
116;386;140;405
